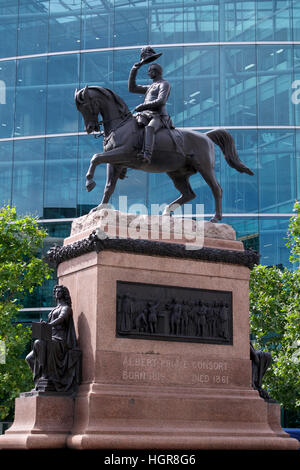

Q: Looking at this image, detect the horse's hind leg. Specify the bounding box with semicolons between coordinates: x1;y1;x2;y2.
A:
163;172;196;215
200;168;223;223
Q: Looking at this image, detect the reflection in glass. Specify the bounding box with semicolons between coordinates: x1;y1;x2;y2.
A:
183;47;219;128
18;0;50;56
49;0;81;52
47;54;80;134
259;217;292;267
114;0;148;47
258;130;296;213
256;0;292;41
0;60;16;138
221;46;257;126
257;45;294;126
15;57;47;136
0;141;13;206
78;135;107;216
0;1;17;58
222;130;258;214
295;130;300;200
185;0;219;42
12;139;45;217
79;51;113;132
149;0;183;44
223;1;256;41
44;137;78;219
81;0;113;49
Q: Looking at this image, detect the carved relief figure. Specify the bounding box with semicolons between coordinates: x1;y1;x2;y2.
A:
148;301;159;333
170;298;182;335
120;293;133;331
117;284;232;344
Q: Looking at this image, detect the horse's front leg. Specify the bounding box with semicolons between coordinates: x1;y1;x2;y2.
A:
86;146;130;192
89;164;124;213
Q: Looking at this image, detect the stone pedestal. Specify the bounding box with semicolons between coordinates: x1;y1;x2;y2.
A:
0;394;74;449
0;211;298;450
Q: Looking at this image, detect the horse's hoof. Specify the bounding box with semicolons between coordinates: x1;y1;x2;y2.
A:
209;217;220;223
86;180;96;192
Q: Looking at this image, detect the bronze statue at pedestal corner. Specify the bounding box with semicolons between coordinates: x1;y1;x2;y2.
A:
26;285;81;394
75;46;254;223
250;341;272;400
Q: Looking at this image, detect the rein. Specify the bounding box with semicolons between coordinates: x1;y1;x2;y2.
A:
94;112;132;141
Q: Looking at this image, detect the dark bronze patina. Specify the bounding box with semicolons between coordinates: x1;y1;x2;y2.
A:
74;48;254;223
46;232;260;270
25;285;81;395
116;281;233;345
250;341;272;400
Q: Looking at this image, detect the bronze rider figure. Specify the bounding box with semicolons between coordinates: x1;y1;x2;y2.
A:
128;47;174;164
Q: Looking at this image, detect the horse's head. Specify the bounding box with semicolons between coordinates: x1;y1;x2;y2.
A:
75;85;131;135
75;85;100;134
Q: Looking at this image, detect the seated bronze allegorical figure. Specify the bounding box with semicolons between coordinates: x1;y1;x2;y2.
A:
26;285;81;394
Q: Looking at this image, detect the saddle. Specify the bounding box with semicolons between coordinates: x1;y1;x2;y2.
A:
134;117;185;156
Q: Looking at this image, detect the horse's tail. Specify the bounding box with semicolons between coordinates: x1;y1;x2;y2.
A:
206;128;254;176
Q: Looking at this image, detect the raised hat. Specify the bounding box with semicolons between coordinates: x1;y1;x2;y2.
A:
139;46;162;65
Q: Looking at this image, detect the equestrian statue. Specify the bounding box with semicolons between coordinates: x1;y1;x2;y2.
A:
75;46;254;222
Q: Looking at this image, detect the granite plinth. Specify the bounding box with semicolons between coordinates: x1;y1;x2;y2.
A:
1;212;298;450
65;208;242;251
0;395;74;449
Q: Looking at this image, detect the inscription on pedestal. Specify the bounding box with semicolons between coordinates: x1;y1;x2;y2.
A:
120;354;232;386
116;281;233;345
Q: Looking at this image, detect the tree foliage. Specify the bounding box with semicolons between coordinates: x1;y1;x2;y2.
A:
0;206;52;420
250;202;300;411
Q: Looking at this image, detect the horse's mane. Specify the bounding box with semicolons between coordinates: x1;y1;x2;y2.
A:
89;86;131;117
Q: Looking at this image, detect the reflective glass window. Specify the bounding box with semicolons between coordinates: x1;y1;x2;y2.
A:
11;139;45;217
256;0;292;41
292;0;300;41
78;134;107;215
0;60;16;138
257;45;294;126
149;0;183;44
293;46;300;126
183;47;219;128
258;130;296;213
79;51;113;132
295;130;300;200
158;46;184;127
259;218;291;267
82;0;114;49
49;0;81;52
148;172;182;212
114;0;148;47
223;1;256;41
226;217;259;251
0;0;17;58
222;130;258;214
46;54;80;134
112;170;148;210
43;137;78;219
0;141;13;206
184;0;219;42
15;57;47;137
18;0;50;56
221;46;257;126
113;48;147;114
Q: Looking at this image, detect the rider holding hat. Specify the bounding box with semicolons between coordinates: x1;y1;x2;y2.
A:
128;47;174;164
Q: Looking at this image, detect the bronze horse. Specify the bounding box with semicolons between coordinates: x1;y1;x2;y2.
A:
75;85;253;222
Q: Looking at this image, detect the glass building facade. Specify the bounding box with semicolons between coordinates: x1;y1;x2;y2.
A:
0;0;300;318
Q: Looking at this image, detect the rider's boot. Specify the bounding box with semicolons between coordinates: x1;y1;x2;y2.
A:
137;126;155;164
